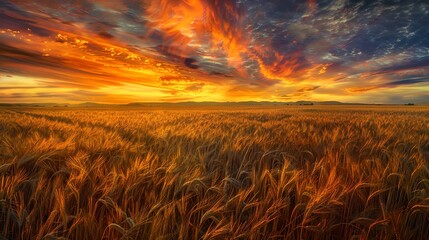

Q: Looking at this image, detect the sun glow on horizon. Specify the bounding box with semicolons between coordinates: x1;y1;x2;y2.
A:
0;0;428;104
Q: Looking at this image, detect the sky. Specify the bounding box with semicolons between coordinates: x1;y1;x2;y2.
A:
0;0;428;104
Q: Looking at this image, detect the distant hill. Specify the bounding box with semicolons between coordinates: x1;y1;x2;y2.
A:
76;102;112;107
125;101;380;106
0;103;68;107
1;101;425;107
126;101;291;107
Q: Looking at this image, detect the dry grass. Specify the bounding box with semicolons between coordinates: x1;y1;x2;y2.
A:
1;106;429;239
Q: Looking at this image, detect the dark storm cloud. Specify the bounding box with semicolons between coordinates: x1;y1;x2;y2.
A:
385;77;428;87
0;12;54;37
97;31;114;39
184;58;199;69
268;1;428;70
378;57;429;72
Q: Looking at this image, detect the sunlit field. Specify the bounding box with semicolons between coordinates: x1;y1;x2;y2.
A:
1;106;429;239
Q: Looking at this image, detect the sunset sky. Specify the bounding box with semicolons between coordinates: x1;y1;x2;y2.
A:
0;0;428;103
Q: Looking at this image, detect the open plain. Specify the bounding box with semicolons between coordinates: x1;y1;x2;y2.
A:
1;105;429;239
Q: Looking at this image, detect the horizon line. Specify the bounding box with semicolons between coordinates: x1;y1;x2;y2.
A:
0;101;424;106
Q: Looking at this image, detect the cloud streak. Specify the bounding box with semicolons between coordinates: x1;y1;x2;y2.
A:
0;0;428;103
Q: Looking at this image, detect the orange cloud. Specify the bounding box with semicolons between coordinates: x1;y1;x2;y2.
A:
1;0;428;104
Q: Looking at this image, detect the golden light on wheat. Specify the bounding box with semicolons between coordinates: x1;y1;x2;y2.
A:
1;106;429;239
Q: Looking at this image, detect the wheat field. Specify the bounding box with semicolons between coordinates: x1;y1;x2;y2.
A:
1;106;429;239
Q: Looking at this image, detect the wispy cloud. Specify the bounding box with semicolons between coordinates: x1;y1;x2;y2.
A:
0;0;428;103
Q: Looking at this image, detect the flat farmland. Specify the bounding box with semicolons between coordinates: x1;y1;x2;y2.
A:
1;106;429;239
